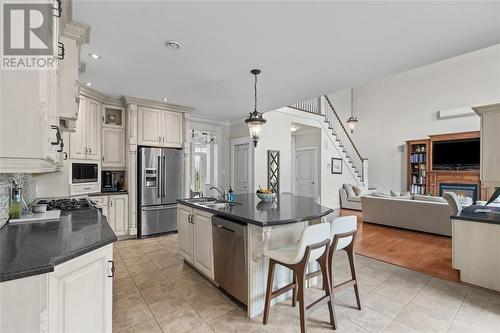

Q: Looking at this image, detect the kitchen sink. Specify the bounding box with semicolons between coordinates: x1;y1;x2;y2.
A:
183;197;218;203
183;197;240;209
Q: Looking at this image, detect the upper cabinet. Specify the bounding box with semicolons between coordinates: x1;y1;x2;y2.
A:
70;95;102;160
138;106;183;147
102;105;126;168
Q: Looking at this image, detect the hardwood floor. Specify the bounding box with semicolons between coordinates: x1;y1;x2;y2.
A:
340;209;460;282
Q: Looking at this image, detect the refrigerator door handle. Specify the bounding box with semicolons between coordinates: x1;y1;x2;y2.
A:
162;155;166;199
157;156;161;198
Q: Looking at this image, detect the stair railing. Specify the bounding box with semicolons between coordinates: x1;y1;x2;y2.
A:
289;97;322;115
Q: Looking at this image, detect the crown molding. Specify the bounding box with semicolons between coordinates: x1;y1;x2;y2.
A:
62;21;90;46
472;102;500;115
121;96;193;113
79;86;122;106
190;114;230;127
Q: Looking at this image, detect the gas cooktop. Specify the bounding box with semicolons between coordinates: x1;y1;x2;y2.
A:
37;198;97;212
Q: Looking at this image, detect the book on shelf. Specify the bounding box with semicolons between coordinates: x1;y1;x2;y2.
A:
410;153;426;163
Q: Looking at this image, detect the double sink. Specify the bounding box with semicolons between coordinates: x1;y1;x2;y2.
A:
184;197;240;209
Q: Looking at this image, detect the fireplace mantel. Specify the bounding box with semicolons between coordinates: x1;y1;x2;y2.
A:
428;170;488;201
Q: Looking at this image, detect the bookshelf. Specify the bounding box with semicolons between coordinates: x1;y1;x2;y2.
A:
406;139;429;195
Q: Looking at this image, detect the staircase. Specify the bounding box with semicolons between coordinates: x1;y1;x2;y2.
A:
290;96;368;187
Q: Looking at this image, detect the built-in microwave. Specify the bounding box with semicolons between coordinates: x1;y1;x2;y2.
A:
71;162;98;184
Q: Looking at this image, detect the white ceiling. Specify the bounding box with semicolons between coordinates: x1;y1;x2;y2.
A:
74;1;500;121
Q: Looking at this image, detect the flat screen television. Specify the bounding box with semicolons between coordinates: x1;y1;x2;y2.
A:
432;138;480;170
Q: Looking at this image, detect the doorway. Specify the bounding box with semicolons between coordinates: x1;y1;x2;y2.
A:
230;137;254;194
292;124;321;201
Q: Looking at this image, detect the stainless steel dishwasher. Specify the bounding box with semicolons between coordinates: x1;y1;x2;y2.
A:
212;216;247;305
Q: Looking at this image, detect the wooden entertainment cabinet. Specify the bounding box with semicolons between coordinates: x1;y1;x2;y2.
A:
406;131;488;200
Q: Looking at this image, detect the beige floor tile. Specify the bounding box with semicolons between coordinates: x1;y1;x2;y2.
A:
310;315;369;333
393;302;454;333
381;321;419;333
113;276;137;298
117;319;162;333
132;268;171;289
448;295;500;333
140;282;182;305
118;246;146;259
466;286;500;307
208;309;264;333
122;254;153;267
114;261;131;279
157;305;209;333
256;311;302;333
113;300;154;332
149;252;183;269
114;288;144;311
373;273;428;304
126;261;158;276
341;305;392;332
190;291;237;321
363;292;406;319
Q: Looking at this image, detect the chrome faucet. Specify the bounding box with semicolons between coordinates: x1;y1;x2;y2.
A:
209;185;227;199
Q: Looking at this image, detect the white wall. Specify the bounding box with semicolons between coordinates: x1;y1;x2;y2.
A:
328;44;500;192
230;108;361;209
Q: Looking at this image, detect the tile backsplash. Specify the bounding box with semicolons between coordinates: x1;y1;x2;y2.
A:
0;173;36;227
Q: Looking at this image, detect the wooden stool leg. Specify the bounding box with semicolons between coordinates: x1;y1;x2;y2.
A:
297;270;307;333
263;259;276;324
319;254;337;330
292;272;297;308
346;244;361;310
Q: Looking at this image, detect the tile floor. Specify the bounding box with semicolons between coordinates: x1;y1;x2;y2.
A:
113;234;500;333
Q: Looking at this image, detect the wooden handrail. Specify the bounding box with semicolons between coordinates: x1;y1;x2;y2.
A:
324;95;365;161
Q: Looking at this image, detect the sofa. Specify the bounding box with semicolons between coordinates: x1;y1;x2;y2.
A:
361;194;452;236
339;184;377;210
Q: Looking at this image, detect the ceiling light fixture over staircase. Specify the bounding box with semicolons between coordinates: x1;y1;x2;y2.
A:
245;69;266;148
346;87;358;133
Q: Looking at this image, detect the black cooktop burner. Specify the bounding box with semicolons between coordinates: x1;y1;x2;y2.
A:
38;198;96;212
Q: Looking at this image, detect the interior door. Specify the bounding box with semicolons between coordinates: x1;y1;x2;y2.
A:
86;98;102;160
234;143;250;194
296;149;318;198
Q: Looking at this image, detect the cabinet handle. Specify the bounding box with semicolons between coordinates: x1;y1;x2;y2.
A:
52;0;62;17
108;260;115;278
57;41;65;60
162;136;165;143
102;156;104;162
63;152;68;160
110;201;113;207
88;147;92;155
158;136;161;143
84;147;88;155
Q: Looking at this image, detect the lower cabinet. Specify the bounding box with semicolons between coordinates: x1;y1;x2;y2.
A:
177;205;214;280
0;244;114;333
92;194;129;236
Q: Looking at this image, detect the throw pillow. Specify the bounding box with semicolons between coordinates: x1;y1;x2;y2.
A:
371;191;391;198
413;194;446;203
343;184;356;198
352;185;364;196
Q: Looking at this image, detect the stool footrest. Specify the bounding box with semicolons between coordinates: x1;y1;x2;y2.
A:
333;279;356;292
306;294;330;313
271;282;296;299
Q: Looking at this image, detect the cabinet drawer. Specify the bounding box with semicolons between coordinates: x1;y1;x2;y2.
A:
70;183;99;196
90;196;108;206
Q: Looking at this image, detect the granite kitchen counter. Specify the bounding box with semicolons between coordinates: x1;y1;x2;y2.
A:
0;208;117;282
177;193;334;226
451;205;500;225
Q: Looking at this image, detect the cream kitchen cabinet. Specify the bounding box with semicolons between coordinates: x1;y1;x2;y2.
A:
177;204;214;279
474;103;500;187
70;95;102;160
138;106;183;147
102;128;126;168
91;195;129;236
0;245;113;333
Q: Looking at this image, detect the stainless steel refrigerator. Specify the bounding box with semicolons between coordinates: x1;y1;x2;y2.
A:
138;147;183;237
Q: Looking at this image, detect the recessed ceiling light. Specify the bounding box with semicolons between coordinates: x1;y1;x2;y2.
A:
291;126;299;132
161;98;169;102
88;53;101;60
85;82;93;87
165;40;181;50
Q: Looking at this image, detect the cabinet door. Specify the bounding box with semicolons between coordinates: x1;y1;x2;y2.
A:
193;210;214;279
177;205;193;262
481;112;500;182
69;95;87;159
138;107;162;147
86;98;102;160
48;245;113;333
161;111;183;146
109;195;128;236
102;128;125;168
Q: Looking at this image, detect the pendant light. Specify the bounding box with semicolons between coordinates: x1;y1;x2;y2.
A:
245;69;266;147
346;87;358;133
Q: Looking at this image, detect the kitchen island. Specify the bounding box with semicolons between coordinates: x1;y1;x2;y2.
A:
177;193;334;318
451;205;500;292
0;207;117;332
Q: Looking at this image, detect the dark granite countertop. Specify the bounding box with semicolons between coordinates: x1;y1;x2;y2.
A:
0;208;117;282
177;193;334;227
451;205;500;225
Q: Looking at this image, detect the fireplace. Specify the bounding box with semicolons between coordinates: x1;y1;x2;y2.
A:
439;183;478;203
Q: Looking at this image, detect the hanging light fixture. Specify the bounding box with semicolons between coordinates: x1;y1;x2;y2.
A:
245;69;266;147
346;87;358;133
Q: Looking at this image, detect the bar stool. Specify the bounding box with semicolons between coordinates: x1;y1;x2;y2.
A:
262;223;335;333
304;215;361;329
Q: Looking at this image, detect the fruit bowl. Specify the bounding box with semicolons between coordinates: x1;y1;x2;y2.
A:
256;191;276;202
